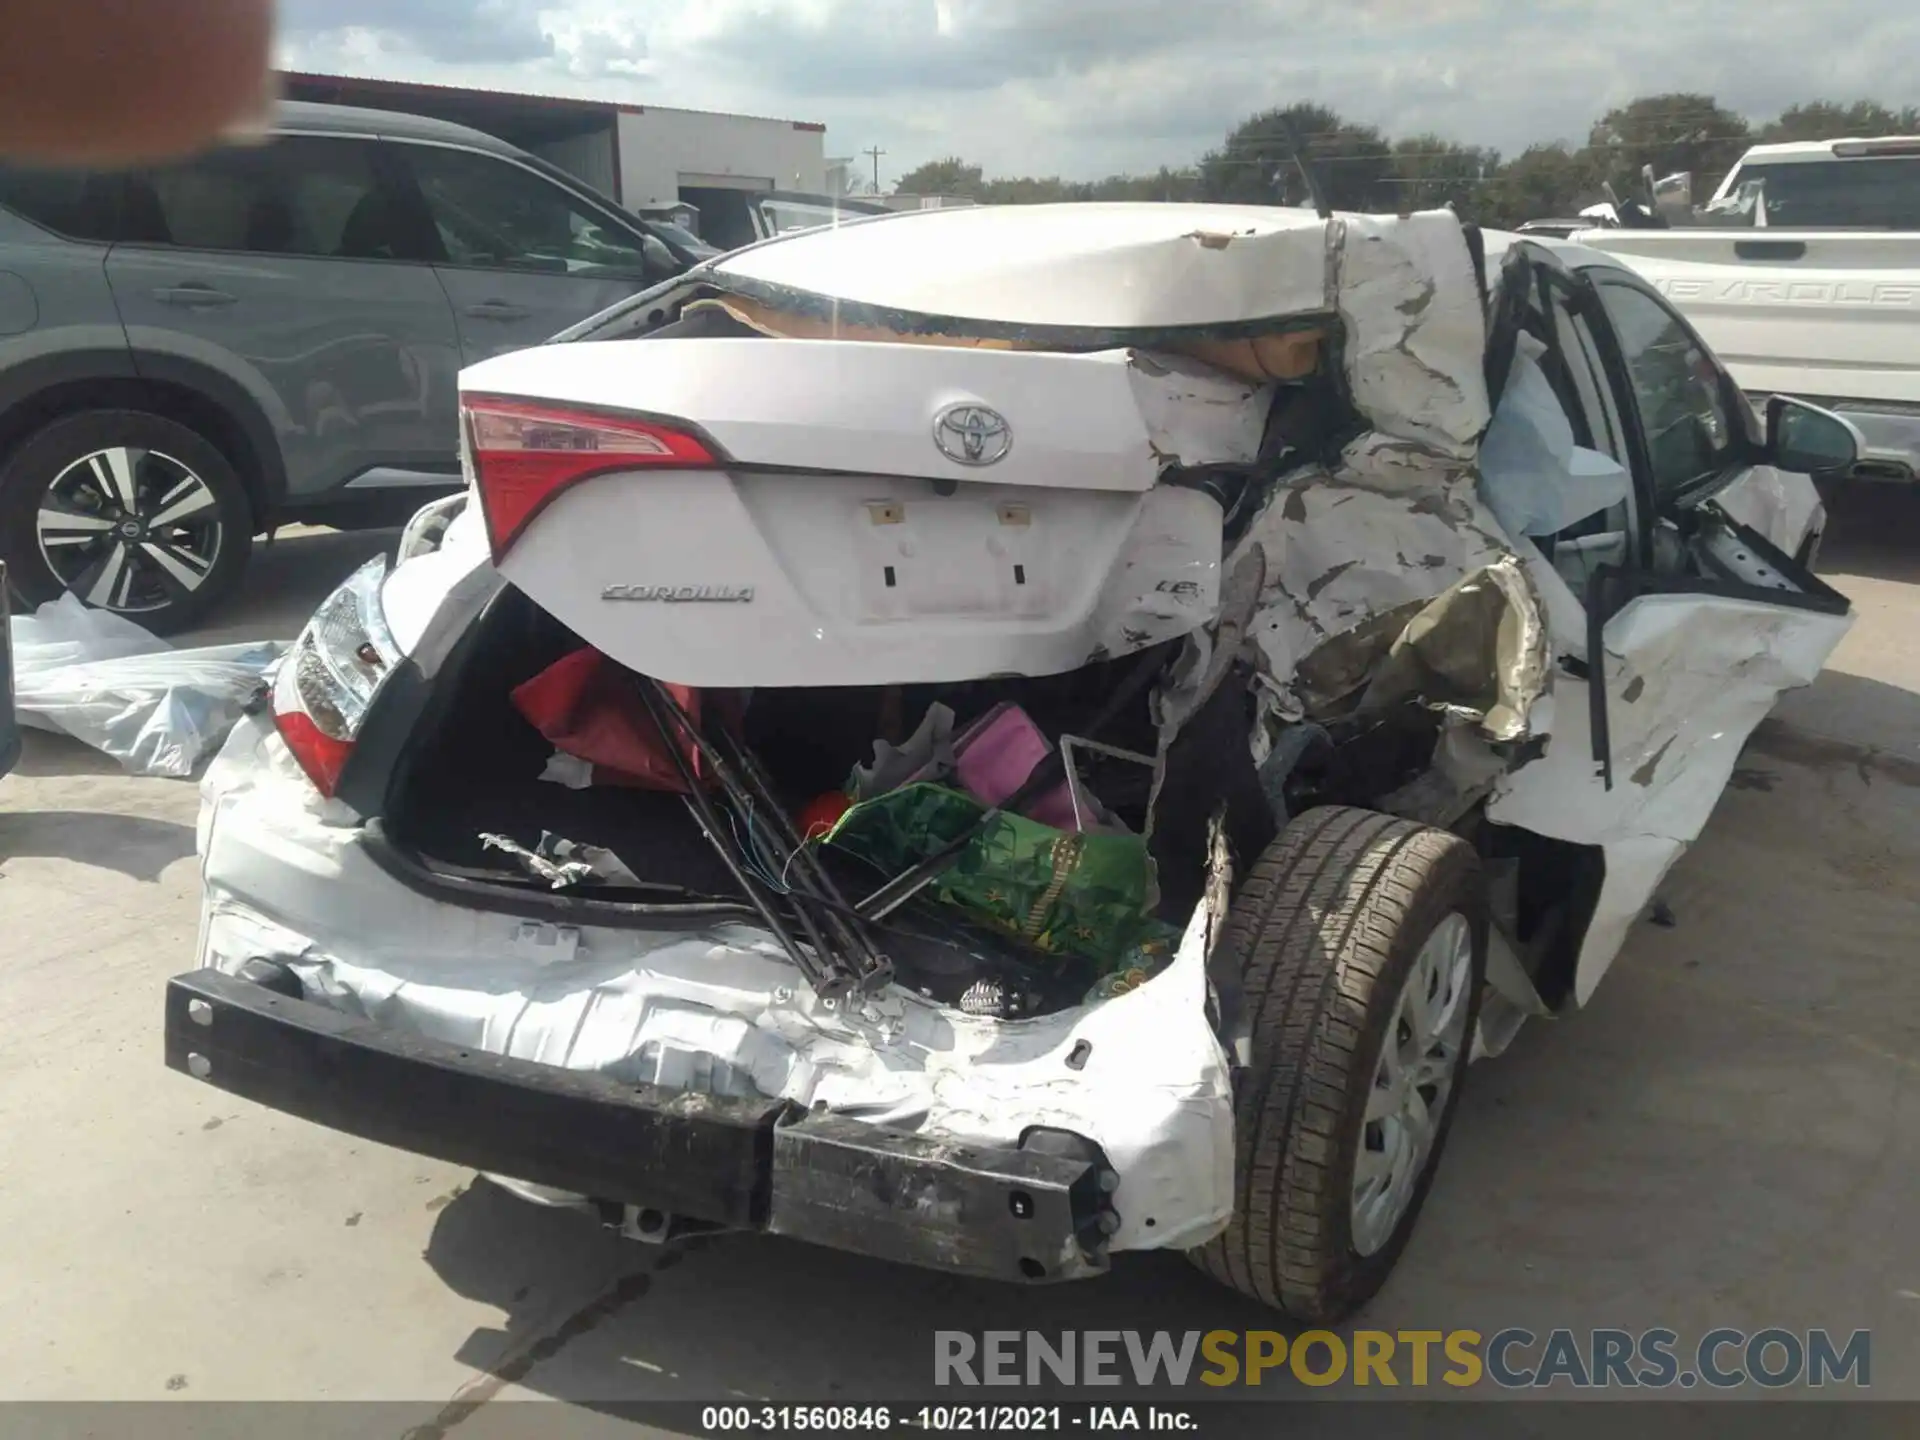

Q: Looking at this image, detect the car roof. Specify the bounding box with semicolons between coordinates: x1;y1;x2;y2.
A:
1481;228;1634;278
760;189;893;212
274;99;524;156
1733;136;1920;164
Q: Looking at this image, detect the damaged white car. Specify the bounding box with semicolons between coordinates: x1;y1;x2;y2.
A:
167;203;1861;1322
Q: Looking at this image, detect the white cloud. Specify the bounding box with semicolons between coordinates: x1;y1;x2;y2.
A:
276;0;1920;183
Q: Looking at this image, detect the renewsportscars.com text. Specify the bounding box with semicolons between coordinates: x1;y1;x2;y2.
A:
934;1328;1871;1390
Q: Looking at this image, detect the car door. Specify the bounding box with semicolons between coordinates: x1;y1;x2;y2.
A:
389;141;662;365
104;134;464;500
1483;247;1854;1008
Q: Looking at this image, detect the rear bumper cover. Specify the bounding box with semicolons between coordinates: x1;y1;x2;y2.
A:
164;967;1117;1283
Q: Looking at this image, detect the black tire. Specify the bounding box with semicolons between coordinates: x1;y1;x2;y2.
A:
0;409;254;635
1192;805;1487;1322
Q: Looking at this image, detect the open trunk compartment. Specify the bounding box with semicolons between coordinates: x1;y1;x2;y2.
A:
379;586;1224;1019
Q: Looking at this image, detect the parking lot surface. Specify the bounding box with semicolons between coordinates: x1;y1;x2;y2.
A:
3;494;1919;1419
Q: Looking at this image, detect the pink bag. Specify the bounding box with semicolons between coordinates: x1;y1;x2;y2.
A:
950;703;1077;829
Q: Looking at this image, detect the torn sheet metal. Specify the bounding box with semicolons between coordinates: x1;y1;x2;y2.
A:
1124;351;1272;467
1230;467;1545;736
1712;464;1825;559
1334;213;1492;456
196;714;1236;1252
1488;591;1851;1003
1353;559;1550;744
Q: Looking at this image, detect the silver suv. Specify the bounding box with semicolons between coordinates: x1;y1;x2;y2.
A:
0;102;683;633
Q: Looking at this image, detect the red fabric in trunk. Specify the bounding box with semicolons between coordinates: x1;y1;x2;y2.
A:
510;647;703;791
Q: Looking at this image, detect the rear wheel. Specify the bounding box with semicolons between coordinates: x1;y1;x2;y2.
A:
0;409;253;635
1192;806;1487;1322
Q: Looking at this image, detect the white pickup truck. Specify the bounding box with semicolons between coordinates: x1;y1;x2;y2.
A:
1579;136;1920;482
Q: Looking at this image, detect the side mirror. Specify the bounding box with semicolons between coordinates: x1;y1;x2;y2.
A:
640;235;680;274
1766;396;1862;475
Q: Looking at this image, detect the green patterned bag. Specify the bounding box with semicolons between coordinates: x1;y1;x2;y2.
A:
824;782;1157;967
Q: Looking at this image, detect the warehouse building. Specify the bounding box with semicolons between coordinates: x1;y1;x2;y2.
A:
282;72;831;240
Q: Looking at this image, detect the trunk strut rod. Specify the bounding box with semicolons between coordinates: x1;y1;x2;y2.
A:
640;680;893;997
631;679;854;1000
711;723;895;991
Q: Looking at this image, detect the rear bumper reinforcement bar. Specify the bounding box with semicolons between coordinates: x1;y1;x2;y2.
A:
164;967;1115;1283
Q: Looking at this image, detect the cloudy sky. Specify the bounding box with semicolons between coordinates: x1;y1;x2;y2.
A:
280;1;1920;184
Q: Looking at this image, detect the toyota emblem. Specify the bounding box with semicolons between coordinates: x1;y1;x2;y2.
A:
933;403;1012;467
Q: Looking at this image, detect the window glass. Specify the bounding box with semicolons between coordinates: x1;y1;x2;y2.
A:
1548;301;1619;459
133;137;412;259
0;166;123;241
404;146;652;278
1594;282;1737;504
759;197;866;236
1702;158;1920;229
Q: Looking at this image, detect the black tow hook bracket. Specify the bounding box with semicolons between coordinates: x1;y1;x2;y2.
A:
594;1202;733;1247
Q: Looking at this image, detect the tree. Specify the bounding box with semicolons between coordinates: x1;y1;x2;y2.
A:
1389;134;1499;218
1200;103;1395;211
893;157;987;200
979;174;1087;204
1586;92;1750;198
1759;100;1920;143
1085;167;1205;203
1478;143;1604;229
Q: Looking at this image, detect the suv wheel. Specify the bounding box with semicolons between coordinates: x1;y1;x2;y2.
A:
0;409;254;635
1192;806;1487;1322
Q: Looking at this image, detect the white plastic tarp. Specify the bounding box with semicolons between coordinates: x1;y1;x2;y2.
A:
8;592;284;778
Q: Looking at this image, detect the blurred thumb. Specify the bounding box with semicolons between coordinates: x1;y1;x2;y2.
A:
0;0;277;164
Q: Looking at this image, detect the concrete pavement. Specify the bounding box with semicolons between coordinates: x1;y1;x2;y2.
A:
3;491;1918;1418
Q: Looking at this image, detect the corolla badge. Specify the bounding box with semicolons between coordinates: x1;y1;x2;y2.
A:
933;403;1012;466
602;584;754;603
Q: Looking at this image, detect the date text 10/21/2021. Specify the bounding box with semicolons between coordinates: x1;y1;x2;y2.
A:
700;1407;1197;1432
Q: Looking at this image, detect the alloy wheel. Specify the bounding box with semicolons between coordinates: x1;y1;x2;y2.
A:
1349;911;1475;1257
34;446;224;615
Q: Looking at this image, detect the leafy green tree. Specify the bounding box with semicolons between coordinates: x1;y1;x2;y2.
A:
1758;100;1920;142
978;174;1086;203
1478;143;1604;228
881;89;1920;230
892;157;988;200
1085;167;1205;202
1389;134;1499;218
1200;102;1394;211
1586;92;1750;198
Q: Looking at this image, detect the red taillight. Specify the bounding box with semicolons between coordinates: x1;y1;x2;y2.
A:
271;557;399;798
274;709;356;797
464;395;717;562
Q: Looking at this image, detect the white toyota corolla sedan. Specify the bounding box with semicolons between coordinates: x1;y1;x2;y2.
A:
166;203;1860;1322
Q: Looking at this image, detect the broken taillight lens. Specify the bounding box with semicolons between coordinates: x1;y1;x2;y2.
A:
272;556;401;797
463;394;717;562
